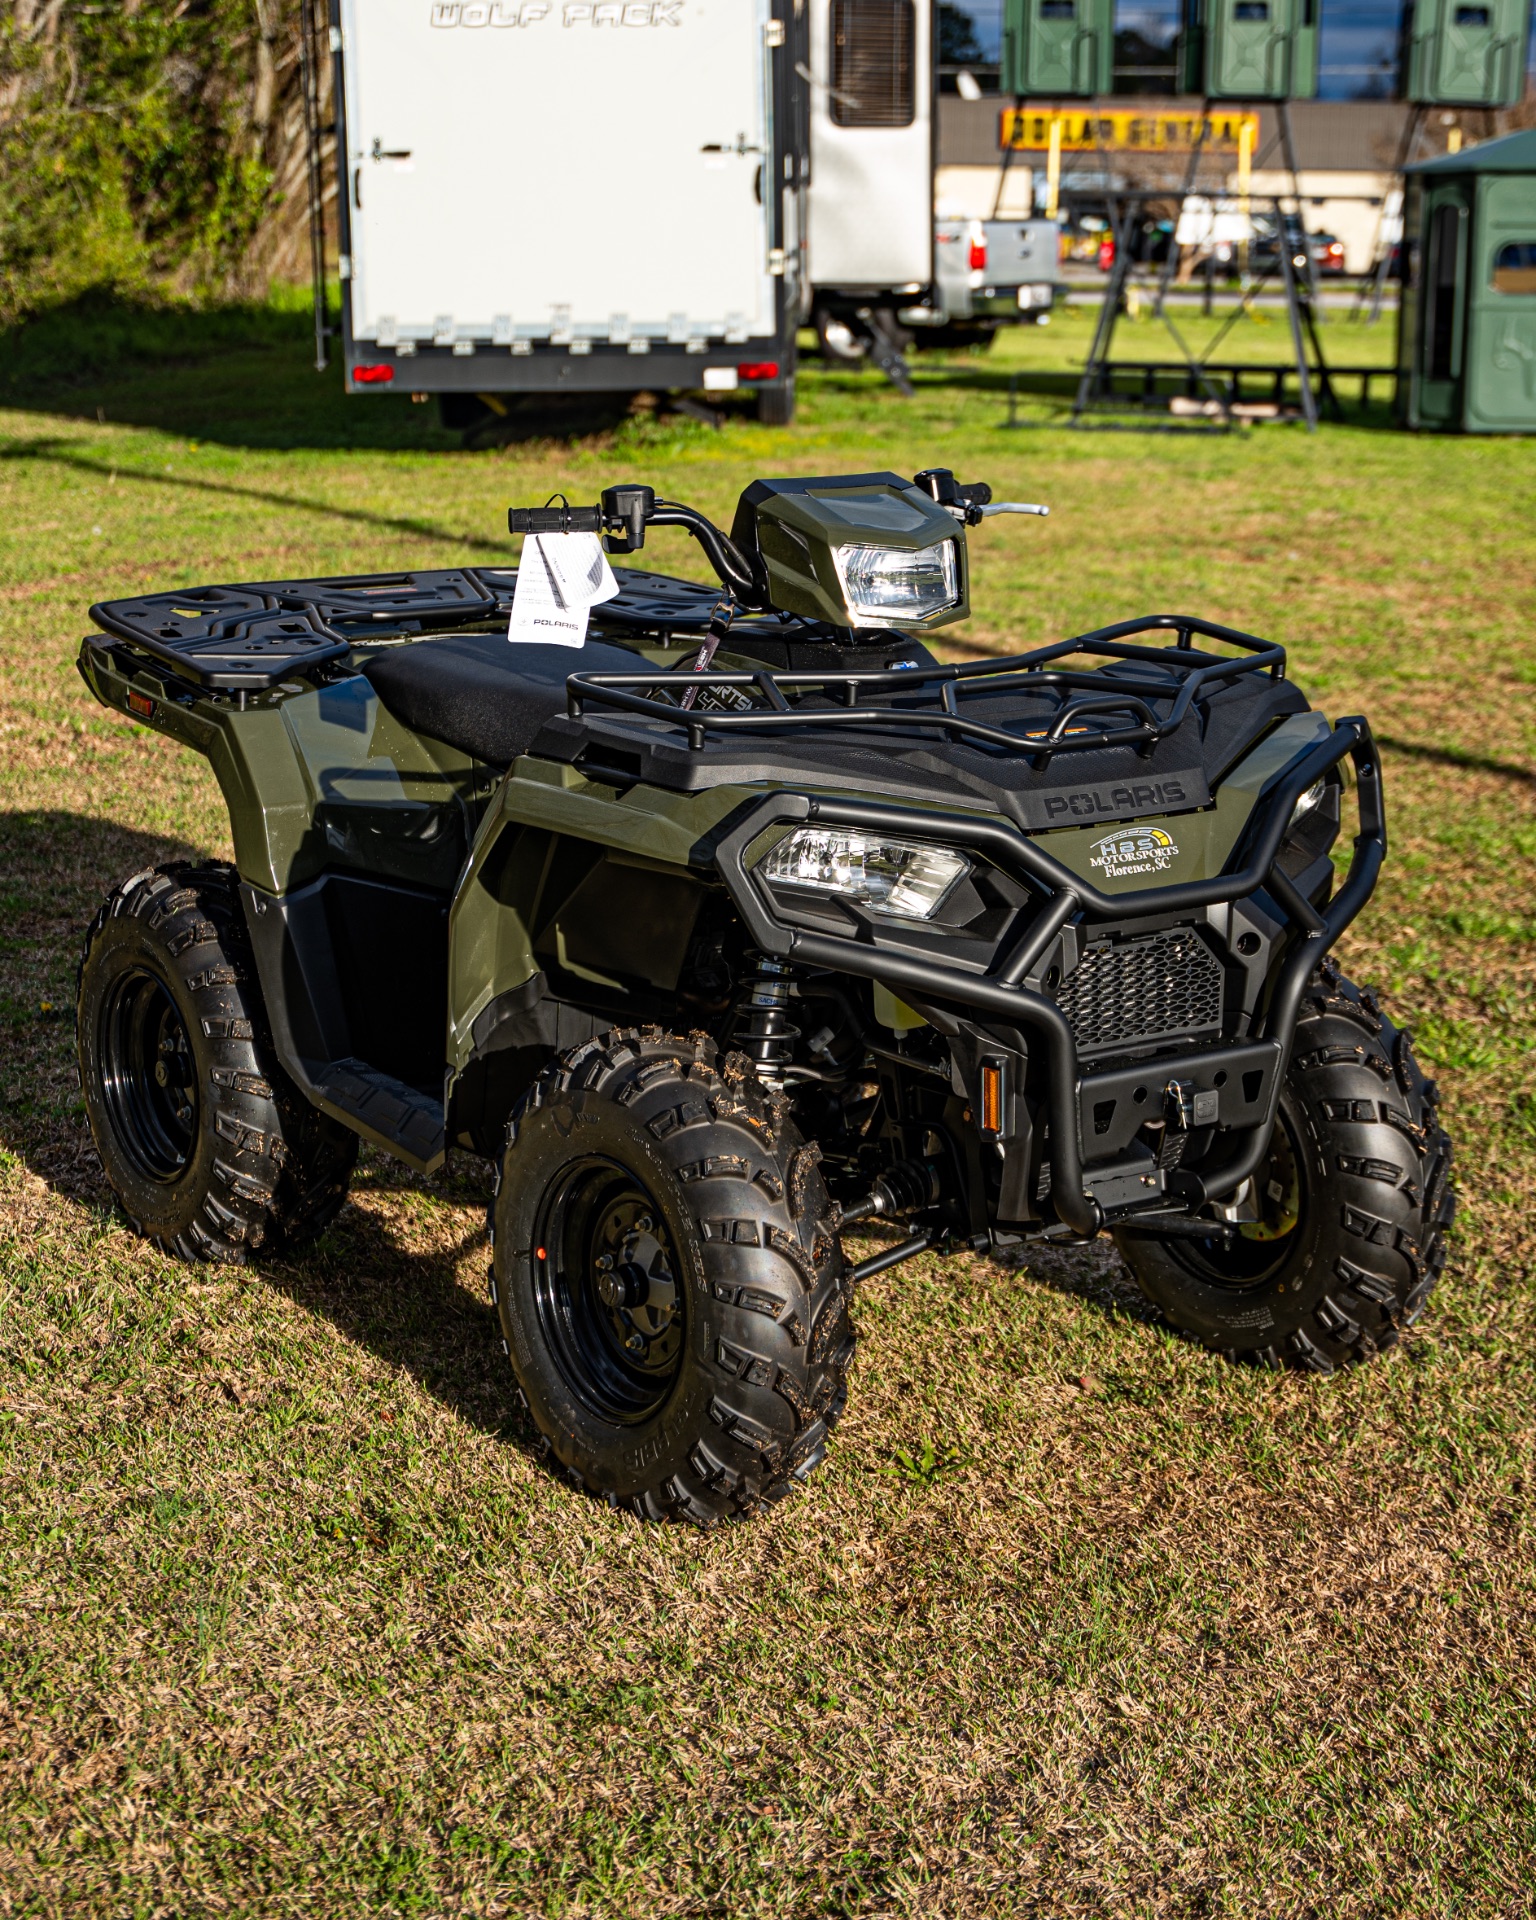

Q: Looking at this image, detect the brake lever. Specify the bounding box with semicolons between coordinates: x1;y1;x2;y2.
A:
977;502;1050;518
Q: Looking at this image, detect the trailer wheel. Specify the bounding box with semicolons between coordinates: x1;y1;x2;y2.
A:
1114;964;1454;1372
492;1031;852;1524
814;307;870;365
76;864;357;1262
757;378;796;426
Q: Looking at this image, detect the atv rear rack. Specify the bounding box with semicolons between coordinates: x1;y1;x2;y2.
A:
87;566;738;692
714;715;1385;1239
566;615;1285;768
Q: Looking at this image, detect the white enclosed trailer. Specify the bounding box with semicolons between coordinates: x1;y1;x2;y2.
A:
800;0;936;387
319;0;806;422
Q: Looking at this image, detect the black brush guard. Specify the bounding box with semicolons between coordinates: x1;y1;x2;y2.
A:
713;718;1386;1239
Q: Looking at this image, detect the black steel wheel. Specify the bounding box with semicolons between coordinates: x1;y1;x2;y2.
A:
77;863;357;1260
493;1031;853;1525
1114;963;1454;1371
98;965;200;1182
534;1158;685;1423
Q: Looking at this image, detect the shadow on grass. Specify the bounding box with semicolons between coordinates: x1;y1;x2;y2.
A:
0;436;519;561
0;810;516;1439
1378;734;1536;791
0;291;758;453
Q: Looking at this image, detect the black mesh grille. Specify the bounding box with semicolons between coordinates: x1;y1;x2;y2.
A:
1055;929;1224;1055
830;0;916;128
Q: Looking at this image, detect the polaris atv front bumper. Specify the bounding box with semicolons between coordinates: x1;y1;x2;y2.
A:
716;717;1385;1238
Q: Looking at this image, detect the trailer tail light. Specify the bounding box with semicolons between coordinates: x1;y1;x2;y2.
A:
968;236;987;271
980;1060;1004;1135
737;361;780;381
353;364;395;385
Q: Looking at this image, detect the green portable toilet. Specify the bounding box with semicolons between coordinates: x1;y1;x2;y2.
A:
1399;128;1536;433
1000;0;1115;96
1403;0;1532;107
1178;0;1319;98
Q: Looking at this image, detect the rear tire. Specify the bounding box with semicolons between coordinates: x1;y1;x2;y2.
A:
492;1030;852;1524
76;864;357;1262
1114;962;1454;1371
756;377;796;426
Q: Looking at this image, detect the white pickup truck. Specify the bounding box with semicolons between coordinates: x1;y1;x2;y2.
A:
926;216;1063;341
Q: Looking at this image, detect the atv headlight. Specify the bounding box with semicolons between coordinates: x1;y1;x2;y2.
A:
1289;780;1326;827
761;829;970;921
831;540;959;624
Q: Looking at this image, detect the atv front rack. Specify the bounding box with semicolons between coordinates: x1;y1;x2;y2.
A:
566;615;1285;768
715;716;1385;1240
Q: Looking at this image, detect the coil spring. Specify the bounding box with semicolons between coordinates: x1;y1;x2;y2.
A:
733;956;801;1086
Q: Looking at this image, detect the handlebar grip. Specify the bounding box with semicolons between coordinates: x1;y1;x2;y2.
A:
507;506;603;535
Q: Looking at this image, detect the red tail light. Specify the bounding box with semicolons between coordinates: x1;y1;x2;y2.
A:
353;364;395;385
737;361;780;381
968;238;988;271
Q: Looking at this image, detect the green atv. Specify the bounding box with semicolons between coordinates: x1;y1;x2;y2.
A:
74;468;1454;1522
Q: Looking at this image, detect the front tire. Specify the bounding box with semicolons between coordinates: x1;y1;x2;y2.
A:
1114;963;1454;1371
76;864;358;1261
492;1030;852;1524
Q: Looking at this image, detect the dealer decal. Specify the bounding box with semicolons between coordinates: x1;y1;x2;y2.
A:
1089;824;1180;880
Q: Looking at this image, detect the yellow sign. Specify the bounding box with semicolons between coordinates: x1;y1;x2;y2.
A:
1000;109;1260;155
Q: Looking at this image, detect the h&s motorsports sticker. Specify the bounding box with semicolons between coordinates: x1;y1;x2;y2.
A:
1089;824;1179;880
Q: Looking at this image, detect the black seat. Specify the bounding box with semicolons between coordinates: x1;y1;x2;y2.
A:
361;633;650;767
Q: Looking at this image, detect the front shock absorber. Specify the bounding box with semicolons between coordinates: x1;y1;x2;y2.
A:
733;955;801;1087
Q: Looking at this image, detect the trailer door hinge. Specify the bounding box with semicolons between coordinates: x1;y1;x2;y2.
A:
767;248;786;275
764;19;786;45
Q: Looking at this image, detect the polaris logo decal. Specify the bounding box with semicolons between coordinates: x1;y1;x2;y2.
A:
430;1;683;23
1043;775;1191;822
1012;767;1208;832
1089;824;1180;881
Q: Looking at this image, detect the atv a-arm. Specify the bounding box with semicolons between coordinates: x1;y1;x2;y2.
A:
715;718;1385;1239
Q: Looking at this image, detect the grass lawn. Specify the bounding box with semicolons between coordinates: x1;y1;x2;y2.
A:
1;294;1533;1918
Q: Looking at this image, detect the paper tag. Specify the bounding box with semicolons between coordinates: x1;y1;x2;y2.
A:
508;532;619;647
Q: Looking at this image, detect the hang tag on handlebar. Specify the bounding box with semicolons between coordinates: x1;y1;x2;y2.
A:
508;532;619;647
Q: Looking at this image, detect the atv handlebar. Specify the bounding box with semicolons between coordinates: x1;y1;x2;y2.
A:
509;485;761;604
506;468;1038;608
506;506;604;535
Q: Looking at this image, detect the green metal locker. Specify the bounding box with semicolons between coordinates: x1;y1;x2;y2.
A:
1178;0;1319;99
1403;0;1531;108
1399;129;1536;434
1000;0;1115;98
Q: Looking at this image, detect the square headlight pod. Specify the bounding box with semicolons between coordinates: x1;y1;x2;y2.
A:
760;828;970;922
831;538;959;625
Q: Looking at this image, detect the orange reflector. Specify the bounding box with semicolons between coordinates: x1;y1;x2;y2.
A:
127;689;155;718
981;1062;1003;1134
535;1246;547;1262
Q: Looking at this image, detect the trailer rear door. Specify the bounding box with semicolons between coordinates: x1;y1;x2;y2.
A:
337;0;780;349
